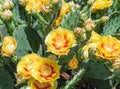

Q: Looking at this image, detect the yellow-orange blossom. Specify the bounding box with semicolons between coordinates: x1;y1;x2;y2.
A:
45;28;76;55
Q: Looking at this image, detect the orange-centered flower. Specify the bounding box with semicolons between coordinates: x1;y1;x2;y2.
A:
28;78;58;89
1;36;17;57
16;53;41;79
31;58;60;82
97;36;120;59
45;28;76;55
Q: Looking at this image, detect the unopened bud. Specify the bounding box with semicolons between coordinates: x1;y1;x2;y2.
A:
19;0;28;6
91;7;97;13
74;27;85;35
81;33;86;41
81;13;88;20
61;72;70;80
48;55;57;61
112;58;120;70
1;10;13;21
101;16;109;23
83;51;89;59
3;0;14;9
85;18;95;31
87;0;95;5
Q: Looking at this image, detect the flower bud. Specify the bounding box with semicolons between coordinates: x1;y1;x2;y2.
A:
48;54;57;61
112;58;120;70
68;56;78;69
83;51;89;59
19;0;28;6
3;0;14;9
61;72;70;80
87;0;95;6
52;0;60;4
1;36;17;57
81;13;88;20
101;16;109;23
74;27;85;35
84;18;95;31
1;10;13;21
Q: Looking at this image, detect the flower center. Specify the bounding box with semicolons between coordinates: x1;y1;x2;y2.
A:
40;65;52;76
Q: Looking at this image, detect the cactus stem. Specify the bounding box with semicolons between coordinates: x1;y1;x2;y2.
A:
63;67;86;89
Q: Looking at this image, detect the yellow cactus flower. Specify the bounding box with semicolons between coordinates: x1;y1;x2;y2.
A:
31;58;60;82
1;36;17;57
60;2;71;16
97;36;120;59
16;53;41;80
26;0;42;13
92;0;113;11
28;78;58;89
45;28;76;55
68;56;78;69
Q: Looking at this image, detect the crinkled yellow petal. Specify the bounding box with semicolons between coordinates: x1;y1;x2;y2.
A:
28;78;58;89
1;36;17;57
31;58;60;82
16;53;41;79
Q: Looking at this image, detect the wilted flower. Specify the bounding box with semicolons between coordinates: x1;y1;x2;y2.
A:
45;28;76;55
16;53;41;80
28;78;58;89
3;0;14;10
31;57;60;82
84;18;95;31
68;56;78;69
1;10;13;21
97;36;120;59
92;0;113;11
1;36;17;57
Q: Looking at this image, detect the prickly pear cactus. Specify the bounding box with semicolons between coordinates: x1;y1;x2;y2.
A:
103;13;120;35
60;10;81;30
13;25;43;60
